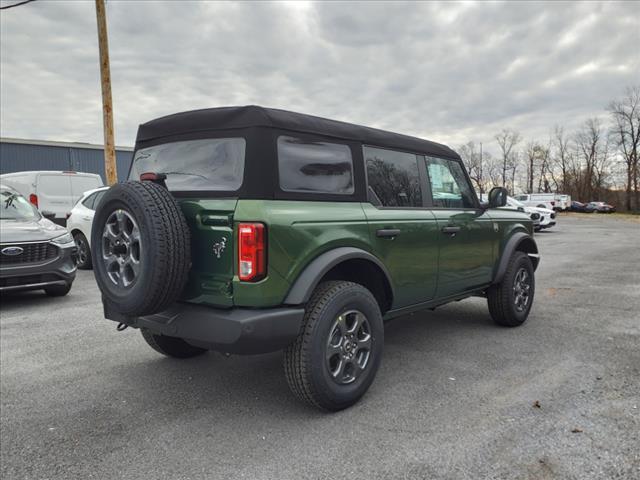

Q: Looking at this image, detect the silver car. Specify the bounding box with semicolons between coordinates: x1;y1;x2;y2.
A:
0;185;77;296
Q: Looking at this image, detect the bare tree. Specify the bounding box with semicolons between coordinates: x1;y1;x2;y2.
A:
525;141;538;193
495;129;521;190
575;118;610;201
608;86;640;211
552;125;571;193
458;141;485;195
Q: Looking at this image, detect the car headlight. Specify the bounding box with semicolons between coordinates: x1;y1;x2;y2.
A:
50;232;75;246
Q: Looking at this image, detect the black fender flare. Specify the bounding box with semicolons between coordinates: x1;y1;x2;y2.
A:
492;231;540;285
283;247;394;305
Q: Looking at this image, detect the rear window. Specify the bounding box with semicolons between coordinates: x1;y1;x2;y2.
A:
129;138;246;191
277;136;354;194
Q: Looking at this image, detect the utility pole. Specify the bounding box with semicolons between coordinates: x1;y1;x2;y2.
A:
479;142;483;195
95;0;117;185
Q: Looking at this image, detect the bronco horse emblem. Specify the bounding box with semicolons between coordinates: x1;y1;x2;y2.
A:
212;237;227;259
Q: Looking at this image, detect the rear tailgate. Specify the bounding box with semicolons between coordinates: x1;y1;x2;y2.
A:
179;198;237;307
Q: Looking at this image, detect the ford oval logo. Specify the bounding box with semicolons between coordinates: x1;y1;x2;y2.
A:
1;246;24;256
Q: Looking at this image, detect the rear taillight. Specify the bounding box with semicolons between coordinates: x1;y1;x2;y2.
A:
238;223;266;282
29;194;38;207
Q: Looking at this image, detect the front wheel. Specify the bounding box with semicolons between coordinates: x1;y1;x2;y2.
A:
487;251;535;327
284;281;384;411
73;231;92;270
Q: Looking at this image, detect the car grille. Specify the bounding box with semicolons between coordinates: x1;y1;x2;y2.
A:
0;242;58;266
550;213;556;219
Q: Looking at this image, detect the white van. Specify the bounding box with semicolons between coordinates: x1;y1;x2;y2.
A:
514;193;557;211
554;194;571;211
0;171;103;224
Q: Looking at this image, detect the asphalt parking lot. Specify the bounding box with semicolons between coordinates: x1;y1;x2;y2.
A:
1;214;639;480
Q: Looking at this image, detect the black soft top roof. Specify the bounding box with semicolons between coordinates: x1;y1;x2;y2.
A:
136;105;460;160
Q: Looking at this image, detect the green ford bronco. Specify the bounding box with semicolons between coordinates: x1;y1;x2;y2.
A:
93;106;539;411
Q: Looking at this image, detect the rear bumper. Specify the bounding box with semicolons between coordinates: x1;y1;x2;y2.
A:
0;244;77;293
104;301;305;355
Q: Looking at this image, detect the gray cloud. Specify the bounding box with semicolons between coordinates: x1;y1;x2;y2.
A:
1;0;638;154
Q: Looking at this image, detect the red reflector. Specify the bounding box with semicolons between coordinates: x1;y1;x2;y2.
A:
29;194;38;207
238;223;266;282
140;172;160;181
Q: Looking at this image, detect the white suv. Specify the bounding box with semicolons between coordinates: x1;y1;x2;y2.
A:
66;186;109;269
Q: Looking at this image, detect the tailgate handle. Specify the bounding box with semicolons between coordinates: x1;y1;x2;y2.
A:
376;228;400;238
441;226;461;235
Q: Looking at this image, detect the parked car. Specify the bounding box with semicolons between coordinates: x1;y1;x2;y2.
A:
65;186;109;269
0;185;77;295
0;171;103;226
514;193;556;211
554;194;571;211
534;206;557;229
587;201;616;213
480;194;542;231
92;106;539;411
570;201;591;213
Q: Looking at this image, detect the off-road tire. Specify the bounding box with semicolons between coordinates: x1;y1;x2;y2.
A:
283;281;384;411
91;181;191;317
140;329;207;359
73;231;92;270
44;283;72;297
488;251;535;327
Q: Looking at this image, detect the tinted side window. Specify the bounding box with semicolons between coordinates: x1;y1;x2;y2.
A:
425;157;475;208
93;191;106;209
81;192;97;209
277;136;354;194
364;146;422;207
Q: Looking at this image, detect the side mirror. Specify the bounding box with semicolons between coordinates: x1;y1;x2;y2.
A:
41;210;56;220
488;187;508;208
517;206;524;212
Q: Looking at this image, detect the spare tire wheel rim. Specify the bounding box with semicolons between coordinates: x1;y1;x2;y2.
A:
102;209;141;288
326;309;372;385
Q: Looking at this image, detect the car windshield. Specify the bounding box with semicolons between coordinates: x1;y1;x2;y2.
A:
0;189;41;221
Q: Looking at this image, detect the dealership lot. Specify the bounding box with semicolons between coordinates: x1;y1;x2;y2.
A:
1;215;638;480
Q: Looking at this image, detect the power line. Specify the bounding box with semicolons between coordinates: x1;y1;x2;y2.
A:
0;0;37;10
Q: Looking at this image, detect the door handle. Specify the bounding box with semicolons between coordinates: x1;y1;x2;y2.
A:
441;226;461;235
376;228;401;238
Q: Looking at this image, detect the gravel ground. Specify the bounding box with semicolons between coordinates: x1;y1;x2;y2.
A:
1;214;639;480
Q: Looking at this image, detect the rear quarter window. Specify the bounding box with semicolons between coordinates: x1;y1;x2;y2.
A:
277;136;354;194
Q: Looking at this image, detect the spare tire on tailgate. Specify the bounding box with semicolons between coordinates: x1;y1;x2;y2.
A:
91;181;191;317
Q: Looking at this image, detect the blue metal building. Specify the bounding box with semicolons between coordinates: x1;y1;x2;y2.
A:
0;137;133;182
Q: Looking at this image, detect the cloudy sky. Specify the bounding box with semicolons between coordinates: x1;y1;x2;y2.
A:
1;0;638;153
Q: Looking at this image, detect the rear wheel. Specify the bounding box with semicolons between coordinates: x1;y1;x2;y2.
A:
140;329;207;359
488;251;535;327
73;231;92;270
284;281;384;411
